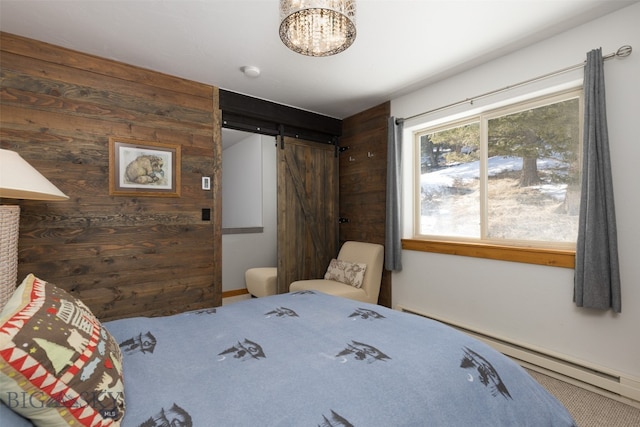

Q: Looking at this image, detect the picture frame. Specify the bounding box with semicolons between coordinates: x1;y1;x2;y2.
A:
109;137;181;197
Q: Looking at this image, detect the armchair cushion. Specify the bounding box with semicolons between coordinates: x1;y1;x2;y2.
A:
290;280;368;301
324;259;367;288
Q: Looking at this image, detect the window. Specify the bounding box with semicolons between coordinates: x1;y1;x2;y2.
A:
414;89;582;251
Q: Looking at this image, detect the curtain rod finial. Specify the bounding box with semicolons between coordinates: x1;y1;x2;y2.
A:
616;45;632;58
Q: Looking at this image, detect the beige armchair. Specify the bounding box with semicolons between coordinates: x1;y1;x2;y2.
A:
289;241;384;304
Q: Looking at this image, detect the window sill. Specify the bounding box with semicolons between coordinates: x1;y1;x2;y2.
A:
401;239;575;268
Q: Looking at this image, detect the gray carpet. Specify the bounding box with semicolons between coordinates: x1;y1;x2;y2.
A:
526;369;640;427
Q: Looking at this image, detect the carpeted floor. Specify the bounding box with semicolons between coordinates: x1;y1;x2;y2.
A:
526;369;640;427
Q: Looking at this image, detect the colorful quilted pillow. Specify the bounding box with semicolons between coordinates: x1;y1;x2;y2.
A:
0;274;125;426
324;258;367;288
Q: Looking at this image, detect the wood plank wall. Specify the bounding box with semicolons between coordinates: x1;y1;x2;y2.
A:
0;32;222;320
340;102;392;307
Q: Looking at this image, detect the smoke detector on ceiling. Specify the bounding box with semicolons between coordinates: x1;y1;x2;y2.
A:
241;66;261;78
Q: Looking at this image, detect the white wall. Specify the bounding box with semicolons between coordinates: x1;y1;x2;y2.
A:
391;3;640;381
222;134;263;228
221;135;277;292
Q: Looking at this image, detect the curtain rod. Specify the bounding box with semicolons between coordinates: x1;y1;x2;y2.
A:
396;45;632;125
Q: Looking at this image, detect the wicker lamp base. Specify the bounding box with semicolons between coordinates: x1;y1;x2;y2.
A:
0;205;20;309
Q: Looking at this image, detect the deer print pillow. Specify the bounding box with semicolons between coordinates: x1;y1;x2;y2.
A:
0;274;125;426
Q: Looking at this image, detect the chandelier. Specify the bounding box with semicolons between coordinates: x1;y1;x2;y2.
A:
279;0;356;57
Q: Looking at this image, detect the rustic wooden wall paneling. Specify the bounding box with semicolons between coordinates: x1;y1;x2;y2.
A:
340;102;392;307
0;32;221;320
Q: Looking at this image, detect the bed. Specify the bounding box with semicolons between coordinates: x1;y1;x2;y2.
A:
1;274;576;426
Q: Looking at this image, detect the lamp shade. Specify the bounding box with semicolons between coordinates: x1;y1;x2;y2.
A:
0;149;68;200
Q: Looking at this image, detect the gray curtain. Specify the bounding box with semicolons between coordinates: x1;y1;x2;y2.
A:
574;48;621;313
385;116;403;271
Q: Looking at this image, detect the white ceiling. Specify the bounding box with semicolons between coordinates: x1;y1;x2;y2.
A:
1;0;635;121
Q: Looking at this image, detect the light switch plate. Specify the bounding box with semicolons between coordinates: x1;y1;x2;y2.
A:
202;176;211;190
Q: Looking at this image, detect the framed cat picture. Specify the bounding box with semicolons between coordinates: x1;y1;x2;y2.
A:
109;137;181;197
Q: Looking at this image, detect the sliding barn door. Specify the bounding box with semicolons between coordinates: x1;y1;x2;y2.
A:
277;137;338;294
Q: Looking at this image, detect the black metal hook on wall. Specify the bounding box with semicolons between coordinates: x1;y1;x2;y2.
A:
279;124;285;150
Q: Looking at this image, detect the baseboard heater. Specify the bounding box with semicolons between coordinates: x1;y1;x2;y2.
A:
396;305;640;407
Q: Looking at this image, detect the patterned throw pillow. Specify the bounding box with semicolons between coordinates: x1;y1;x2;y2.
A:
324;259;367;288
0;274;125;426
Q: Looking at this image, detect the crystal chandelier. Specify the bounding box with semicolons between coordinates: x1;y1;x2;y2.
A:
279;0;356;57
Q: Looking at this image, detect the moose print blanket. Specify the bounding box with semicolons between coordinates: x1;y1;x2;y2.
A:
101;291;574;426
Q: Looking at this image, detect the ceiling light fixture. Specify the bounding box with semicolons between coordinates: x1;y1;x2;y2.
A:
279;0;356;57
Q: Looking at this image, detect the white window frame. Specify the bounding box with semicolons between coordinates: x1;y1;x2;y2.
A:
410;87;583;256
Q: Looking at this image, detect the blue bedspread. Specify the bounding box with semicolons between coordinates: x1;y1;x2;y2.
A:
102;291;576;426
1;291;576;426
